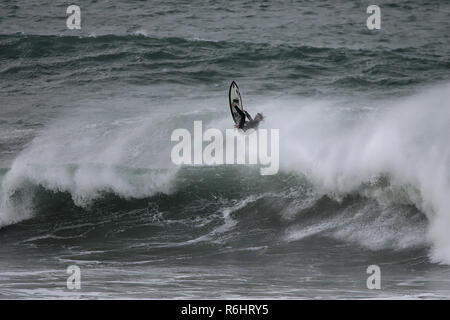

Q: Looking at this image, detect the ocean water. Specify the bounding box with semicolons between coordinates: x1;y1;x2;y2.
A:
1;0;450;299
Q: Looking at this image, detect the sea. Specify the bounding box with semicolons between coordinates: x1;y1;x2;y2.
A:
1;0;450;299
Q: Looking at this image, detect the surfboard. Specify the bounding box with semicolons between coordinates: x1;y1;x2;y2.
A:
229;81;244;125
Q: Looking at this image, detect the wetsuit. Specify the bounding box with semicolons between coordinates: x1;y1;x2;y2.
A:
234;106;259;131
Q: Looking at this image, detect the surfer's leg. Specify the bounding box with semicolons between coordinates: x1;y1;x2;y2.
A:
238;115;246;129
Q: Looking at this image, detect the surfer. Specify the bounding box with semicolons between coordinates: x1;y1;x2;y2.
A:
232;99;264;131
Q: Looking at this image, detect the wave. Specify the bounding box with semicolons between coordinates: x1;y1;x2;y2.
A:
0;164;427;259
1;34;448;93
1;82;450;263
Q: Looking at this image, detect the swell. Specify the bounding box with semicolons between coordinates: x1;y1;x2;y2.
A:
1;34;448;93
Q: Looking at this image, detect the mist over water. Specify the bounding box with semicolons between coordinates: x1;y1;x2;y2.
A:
1;0;450;298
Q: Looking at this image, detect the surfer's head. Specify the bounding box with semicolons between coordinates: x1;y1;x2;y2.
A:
232;98;239;107
255;113;264;121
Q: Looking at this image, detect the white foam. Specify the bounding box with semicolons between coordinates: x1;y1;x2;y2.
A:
268;83;450;262
0;104;180;227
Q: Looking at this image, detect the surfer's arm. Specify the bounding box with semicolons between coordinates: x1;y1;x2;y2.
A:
244;111;253;121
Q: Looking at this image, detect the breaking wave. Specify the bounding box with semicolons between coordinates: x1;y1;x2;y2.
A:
1;83;450;263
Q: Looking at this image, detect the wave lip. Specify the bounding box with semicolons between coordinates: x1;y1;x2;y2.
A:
0;164;176;227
